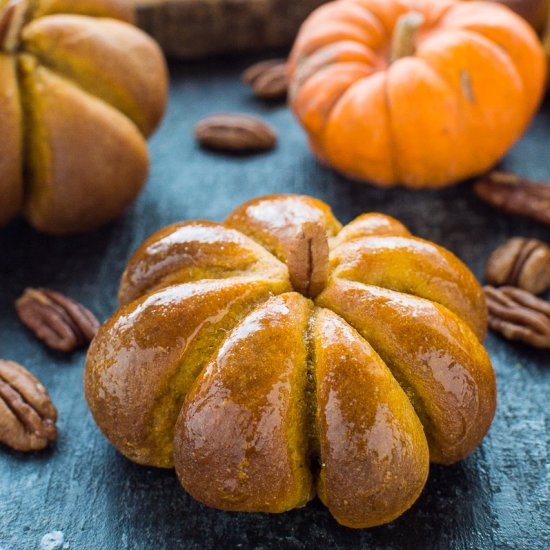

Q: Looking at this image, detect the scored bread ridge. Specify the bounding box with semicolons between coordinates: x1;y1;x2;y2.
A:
85;220;294;467
312;308;430;529
225;195;487;340
18;0;166;137
21;13;167;137
118;220;290;306
330;234;488;340
329;212;411;248
174;292;316;513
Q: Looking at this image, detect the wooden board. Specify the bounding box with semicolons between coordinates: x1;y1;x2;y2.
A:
134;0;327;59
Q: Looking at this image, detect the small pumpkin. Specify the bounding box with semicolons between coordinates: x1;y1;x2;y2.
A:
85;194;496;529
0;0;168;234
288;0;546;188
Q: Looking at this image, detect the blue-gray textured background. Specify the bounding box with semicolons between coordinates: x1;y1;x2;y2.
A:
0;58;549;549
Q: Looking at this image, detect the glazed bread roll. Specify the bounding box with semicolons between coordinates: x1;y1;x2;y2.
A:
85;195;496;528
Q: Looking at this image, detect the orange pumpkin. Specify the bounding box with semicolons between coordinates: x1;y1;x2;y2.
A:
288;0;546;188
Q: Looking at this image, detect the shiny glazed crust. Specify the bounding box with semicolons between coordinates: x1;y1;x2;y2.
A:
0;0;168;234
85;194;496;528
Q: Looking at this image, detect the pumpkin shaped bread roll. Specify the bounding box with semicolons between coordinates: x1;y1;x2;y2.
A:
86;195;496;528
0;0;168;234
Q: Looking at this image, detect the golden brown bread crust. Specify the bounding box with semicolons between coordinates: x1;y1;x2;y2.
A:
225;194;343;263
0;54;22;226
118;221;289;306
174;293;314;512
316;279;496;465
330;235;488;340
20;57;149;234
85;278;290;468
0;0;167;234
330;212;411;248
85;194;496;528
313;308;429;528
22;15;167;137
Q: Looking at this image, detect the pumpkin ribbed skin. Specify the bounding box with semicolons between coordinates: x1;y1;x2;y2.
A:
85;195;496;529
0;0;167;234
288;0;546;188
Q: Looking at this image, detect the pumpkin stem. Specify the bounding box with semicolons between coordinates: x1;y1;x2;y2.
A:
0;0;28;53
286;221;329;299
390;11;425;63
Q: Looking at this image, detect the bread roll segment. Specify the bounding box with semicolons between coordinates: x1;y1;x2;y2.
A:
174;293;315;513
312;308;429;528
22;14;167;136
330;235;487;340
118;221;289;306
85;278;289;468
317;279;496;465
0;55;22;226
330;213;411;249
19;56;149;234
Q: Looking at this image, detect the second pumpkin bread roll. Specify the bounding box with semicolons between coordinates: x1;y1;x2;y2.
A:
0;0;168;234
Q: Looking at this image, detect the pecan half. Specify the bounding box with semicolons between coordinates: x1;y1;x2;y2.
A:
194;113;277;153
286;221;329;298
484;286;550;348
485;237;550;294
242;58;288;100
0;359;57;451
474;171;550;226
15;288;100;352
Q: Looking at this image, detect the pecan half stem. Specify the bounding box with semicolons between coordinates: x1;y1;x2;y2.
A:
286;221;329;298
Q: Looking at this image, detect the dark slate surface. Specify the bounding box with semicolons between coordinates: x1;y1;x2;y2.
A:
1;57;549;550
